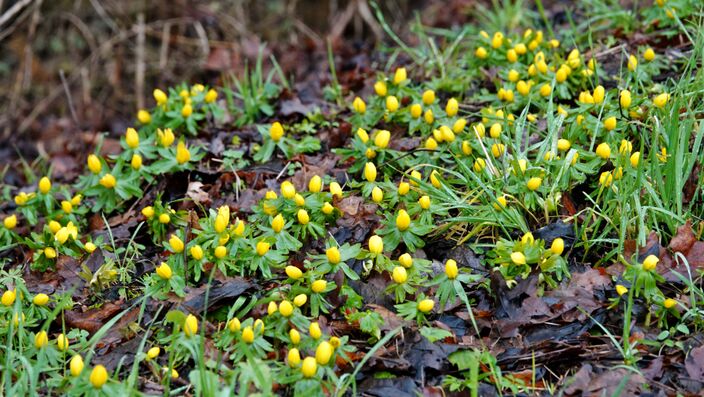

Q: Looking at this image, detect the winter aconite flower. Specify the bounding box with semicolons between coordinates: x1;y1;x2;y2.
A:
90;365;108;388
326;247;341;265
297;209;309;225
125;128;139;149
279;300;293;317
39;177;51;194
392;266;407;284
137;109;151;124
294;294;307;307
176;141;191;164
371;186;383;203
256;241;270;256
396;209;411;231
603;117;617;131
526;177;542;191
642;255;659;271
302;356;317;378
153;88;168;105
33;293;49;306
312;280;327;293
445;259;458;279
272;214;285;233
596;143;611;159
169;234;184;253
374;81;387;97
620;90;632;108
288;348;301;367
205;89;218;103
315;341;333;365
417;299;434;313
2;290;16;306
374;130;391;149
551;238;565;255
615;284;628;297
87;154;102;174
386;96;399;112
3;215;17;229
352;97;366;114
99;174;116;189
57;333;69;351
158;128;175;147
156;262;172;280
364;162;377;183
270;122;284;142
369;235;384;254
35;331;48;348
286;266;303;280
183;314;198;337
393;67;407;85
663;298;677;309
70;355;84;377
308;175;323;193
511;252;526;265
653;93;669;108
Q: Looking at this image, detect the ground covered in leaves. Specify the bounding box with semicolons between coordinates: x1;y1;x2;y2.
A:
1;0;704;396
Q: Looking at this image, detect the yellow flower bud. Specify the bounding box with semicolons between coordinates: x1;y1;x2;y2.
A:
294;294;307;307
57;333;69;351
445;259;458;279
90;365;108;389
176;141;191;164
288;348;301;367
620;90;632;109
368;235;383;254
286;265;303;279
643;48;655;62
183;314;198;337
396;209;411;231
242;326;255;343
410;104;422;119
99;174;116;189
309;322;322;339
326;247;341;264
308;175;323;193
663;298;677;309
385;95;399;112
256;241;270;256
125;128;140;149
316;341;334;365
70;354;84;377
214;245;227;259
270;122;284;142
392;266;407;284
374;130;391;149
302;356;317;378
653;93;669;108
312;280;327;293
87;154;102;174
615;284;628;296
153;88;167;105
352;96;366;114
596;142;611;159
364;162;377;183
35;331;48;348
422;90;435;105
205;89;218;103
374;81;387;97
630;152;640;167
279;300;294;317
393;67;407;85
297;209;309;225
511;252;526;265
642;255;659;271
137;109;151;124
228;317;241;332
417;299;435;313
475;46;487;59
156;262;172;280
169;235;184;253
290;328;301;344
38;177;51;194
526;177;542;191
551;238;565;255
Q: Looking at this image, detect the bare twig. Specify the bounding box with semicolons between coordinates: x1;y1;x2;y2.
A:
0;0;33;28
59;70;79;126
159;22;172;70
135;13;145;110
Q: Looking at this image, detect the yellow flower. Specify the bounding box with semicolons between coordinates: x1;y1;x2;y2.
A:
2;290;17;306
316;341;333;365
271;214;285;233
205;89;218;103
158;128;175;147
396;209;411;231
87;154;102;174
599;171;613;187
38;177;51;194
312;280;327;293
270;122;284;142
663;298;677;309
156;262;172;280
556;67;567;83
90;365;108;389
371;186;383;203
374;81;387;97
551;238;565;255
491;32;504;48
615;284;628;297
329;181;343;199
242;326;255;343
425;137;438;150
286;265;303;280
507;48;518;63
399;253;413;268
475;46;488;59
279;300;293;317
214;245;227;259
131;154;143;170
557;139;571;151
175;141;191;164
392;266;407;283
364;162;377;183
395;182;409;197
369;235;384;254
228;317;241;332
642;255;659;271
141;206;154;219
326;247;341;264
491;143;505;158
57;333;69;351
294;294;307;307
44;247;57;259
595;142;611;159
445;259;458;279
302;356;317;378
653;93;669;108
526;177;542;191
539;83;552;97
422;90;435;105
511;252;526;265
628;54;638;71
352;96;366;114
424;108;434;124
99;174;116;189
267;301;278;316
490;122;502;138
620;90;632;108
643;48;655;62
287;328;300;345
603;116;617;131
188;244;203;261
137;109;151;124
183;314;198;337
374;130;391;149
630;152;641;167
153;88;168;105
3;215;17;230
619;140;633;154
35;331;48;348
70;355;84;377
309;322;322;339
322;202;334;215
297;209;309;225
125;127;139;149
169;234;184;253
593;85;605;104
146;346;160;360
418;195;431;210
308;175;323;193
256;241;270;256
493;195;507;210
392;67;407;85
417;299;435;313
385;95;399;112
473;158;486;172
33;293;49;306
453;118;467;134
55;227;70;244
181;104;193;118
288;348;301;367
410;104;422;119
